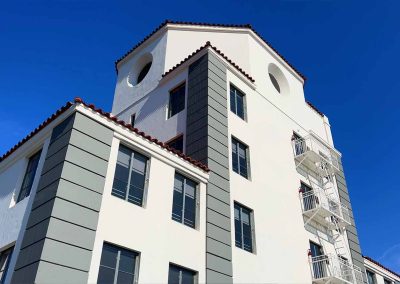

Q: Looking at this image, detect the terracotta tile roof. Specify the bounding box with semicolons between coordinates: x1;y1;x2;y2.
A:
306;101;324;117
0;98;210;172
364;256;400;278
115;20;306;82
162;41;255;83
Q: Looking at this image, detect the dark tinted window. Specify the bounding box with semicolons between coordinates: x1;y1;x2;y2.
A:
0;246;14;283
234;203;254;252
137;62;152;84
269;73;280;93
98;243;138;284
168;264;196;284
172;173;197;228
230;85;245;119
167;135;184;153
112;145;149;206
168;84;186;118
232;138;249;178
17;150;42;202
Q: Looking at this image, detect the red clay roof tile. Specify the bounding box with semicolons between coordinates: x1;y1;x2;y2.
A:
0;98;210;172
162;41;255;83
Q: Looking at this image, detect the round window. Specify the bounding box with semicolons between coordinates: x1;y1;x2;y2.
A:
268;63;289;95
269;73;280;93
127;53;153;87
137;62;152;84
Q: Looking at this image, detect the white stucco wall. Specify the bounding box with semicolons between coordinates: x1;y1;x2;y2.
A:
87;134;208;283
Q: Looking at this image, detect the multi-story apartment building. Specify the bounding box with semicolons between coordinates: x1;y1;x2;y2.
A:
0;20;392;283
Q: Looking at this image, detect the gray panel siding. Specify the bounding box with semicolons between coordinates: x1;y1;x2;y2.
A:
186;52;233;282
336;160;366;281
12;112;113;283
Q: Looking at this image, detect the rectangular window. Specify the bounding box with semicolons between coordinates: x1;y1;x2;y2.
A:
112;145;149;206
230;85;245;119
0;246;14;284
168;264;197;284
17;150;42;202
384;279;392;284
231;137;249;178
234;202;254;252
97;243;139;284
171;173;198;228
166;135;184;153
130;114;136;126
168;83;186;118
367;270;376;284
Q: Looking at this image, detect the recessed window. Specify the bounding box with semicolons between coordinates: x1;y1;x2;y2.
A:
130;114;136;126
0;246;14;283
137;62;152;84
127;53;153;87
17;150;42;202
172;172;198;229
97;243;139;284
366;270;376;284
384;279;392;284
168;264;197;284
230;85;245;120
168;83;186;118
268;63;289;95
166;135;184;153
112;145;149;206
234;202;255;253
231;137;249;179
269;73;280;93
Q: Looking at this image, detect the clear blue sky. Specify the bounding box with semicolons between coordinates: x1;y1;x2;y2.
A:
1;0;399;273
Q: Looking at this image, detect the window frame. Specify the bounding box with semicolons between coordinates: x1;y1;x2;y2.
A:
0;245;14;284
111;143;151;207
231;137;250;179
97;242;140;284
366;270;377;284
165;134;184;153
167;82;186;119
171;172;199;229
229;84;247;120
130;114;136;127
234;202;256;253
168;263;198;284
16;150;42;203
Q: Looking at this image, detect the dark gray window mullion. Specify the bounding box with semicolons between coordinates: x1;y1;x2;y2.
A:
236;141;241;175
125;152;135;201
113;250;121;284
240;208;244;250
181;179;187;225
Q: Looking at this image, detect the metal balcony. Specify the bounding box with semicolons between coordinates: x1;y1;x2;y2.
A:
310;254;364;284
292;131;341;175
300;187;351;229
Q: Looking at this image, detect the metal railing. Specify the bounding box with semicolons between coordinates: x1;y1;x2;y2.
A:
292;133;340;172
300;187;351;227
310;254;364;284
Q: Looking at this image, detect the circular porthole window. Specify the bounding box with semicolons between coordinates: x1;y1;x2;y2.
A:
269;73;280;93
127;53;153;86
268;63;289;95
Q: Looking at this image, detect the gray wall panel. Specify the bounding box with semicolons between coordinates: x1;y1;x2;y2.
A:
336;160;366;281
12;112;113;283
187;53;233;282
